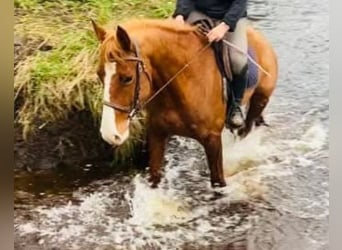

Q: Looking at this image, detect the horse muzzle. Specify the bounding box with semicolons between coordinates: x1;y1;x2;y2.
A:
100;129;129;146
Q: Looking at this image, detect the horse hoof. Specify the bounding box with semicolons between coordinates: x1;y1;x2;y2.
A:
148;175;161;188
237;125;252;139
150;182;159;189
255;116;270;127
237;128;247;138
211;181;227;188
209;191;225;200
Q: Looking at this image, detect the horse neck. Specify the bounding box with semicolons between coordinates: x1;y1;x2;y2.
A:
138;28;216;103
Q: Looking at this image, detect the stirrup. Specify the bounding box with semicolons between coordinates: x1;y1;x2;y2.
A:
226;104;245;128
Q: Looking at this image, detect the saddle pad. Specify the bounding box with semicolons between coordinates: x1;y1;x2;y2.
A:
247;47;258;89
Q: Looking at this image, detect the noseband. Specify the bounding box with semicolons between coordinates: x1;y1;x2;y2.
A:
103;40;151;119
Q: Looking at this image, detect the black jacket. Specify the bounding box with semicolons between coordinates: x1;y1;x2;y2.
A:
173;0;247;32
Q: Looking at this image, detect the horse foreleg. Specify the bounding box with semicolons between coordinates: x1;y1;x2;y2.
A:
202;134;227;188
147;130;168;188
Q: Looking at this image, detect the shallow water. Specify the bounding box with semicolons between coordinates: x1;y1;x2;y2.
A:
15;0;329;249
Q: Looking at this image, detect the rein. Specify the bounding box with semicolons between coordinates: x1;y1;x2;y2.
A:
103;40;211;119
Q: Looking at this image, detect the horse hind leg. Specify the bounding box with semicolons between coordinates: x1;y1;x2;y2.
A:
255;114;270;127
238;91;271;138
238;58;277;138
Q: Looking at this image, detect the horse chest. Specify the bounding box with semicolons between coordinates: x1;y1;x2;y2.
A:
150;109;206;138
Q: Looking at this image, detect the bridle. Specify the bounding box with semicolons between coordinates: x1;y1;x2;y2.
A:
102;40;152;119
102;39;211;120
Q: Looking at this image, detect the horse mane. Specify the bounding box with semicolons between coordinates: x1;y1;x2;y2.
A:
124;18;196;33
100;18;202;62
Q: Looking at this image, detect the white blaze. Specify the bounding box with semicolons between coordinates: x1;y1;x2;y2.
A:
100;62;129;145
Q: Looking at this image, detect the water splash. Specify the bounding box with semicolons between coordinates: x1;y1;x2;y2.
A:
127;176;190;226
284;122;328;154
222;127;280;176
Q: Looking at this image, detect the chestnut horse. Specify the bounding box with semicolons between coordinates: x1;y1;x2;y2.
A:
91;18;278;188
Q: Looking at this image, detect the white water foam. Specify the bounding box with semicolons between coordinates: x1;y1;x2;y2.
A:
126;176;191;227
222;126;280;176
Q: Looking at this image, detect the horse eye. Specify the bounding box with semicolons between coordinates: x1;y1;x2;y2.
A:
108;52;115;62
119;75;133;85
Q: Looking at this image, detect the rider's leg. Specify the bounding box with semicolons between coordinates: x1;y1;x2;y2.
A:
225;17;248;128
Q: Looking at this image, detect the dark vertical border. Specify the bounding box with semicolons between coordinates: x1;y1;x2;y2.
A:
0;0;14;249
330;0;342;249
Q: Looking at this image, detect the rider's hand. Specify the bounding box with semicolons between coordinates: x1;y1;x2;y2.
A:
207;22;230;42
174;15;185;25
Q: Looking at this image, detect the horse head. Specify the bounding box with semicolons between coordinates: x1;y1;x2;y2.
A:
92;20;152;146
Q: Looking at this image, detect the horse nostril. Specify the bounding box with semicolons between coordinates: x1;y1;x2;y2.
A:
113;135;121;142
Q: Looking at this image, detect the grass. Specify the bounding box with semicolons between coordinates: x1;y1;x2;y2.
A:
14;0;175;163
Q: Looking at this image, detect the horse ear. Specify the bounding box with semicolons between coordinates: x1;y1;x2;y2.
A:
116;25;131;51
91;19;106;42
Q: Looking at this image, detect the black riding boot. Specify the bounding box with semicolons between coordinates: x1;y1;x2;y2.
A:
226;65;248;128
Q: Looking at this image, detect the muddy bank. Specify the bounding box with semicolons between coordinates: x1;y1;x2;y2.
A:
14;108;149;198
14;110;114;171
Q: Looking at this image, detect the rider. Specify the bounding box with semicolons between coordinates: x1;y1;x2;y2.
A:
172;0;248;128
